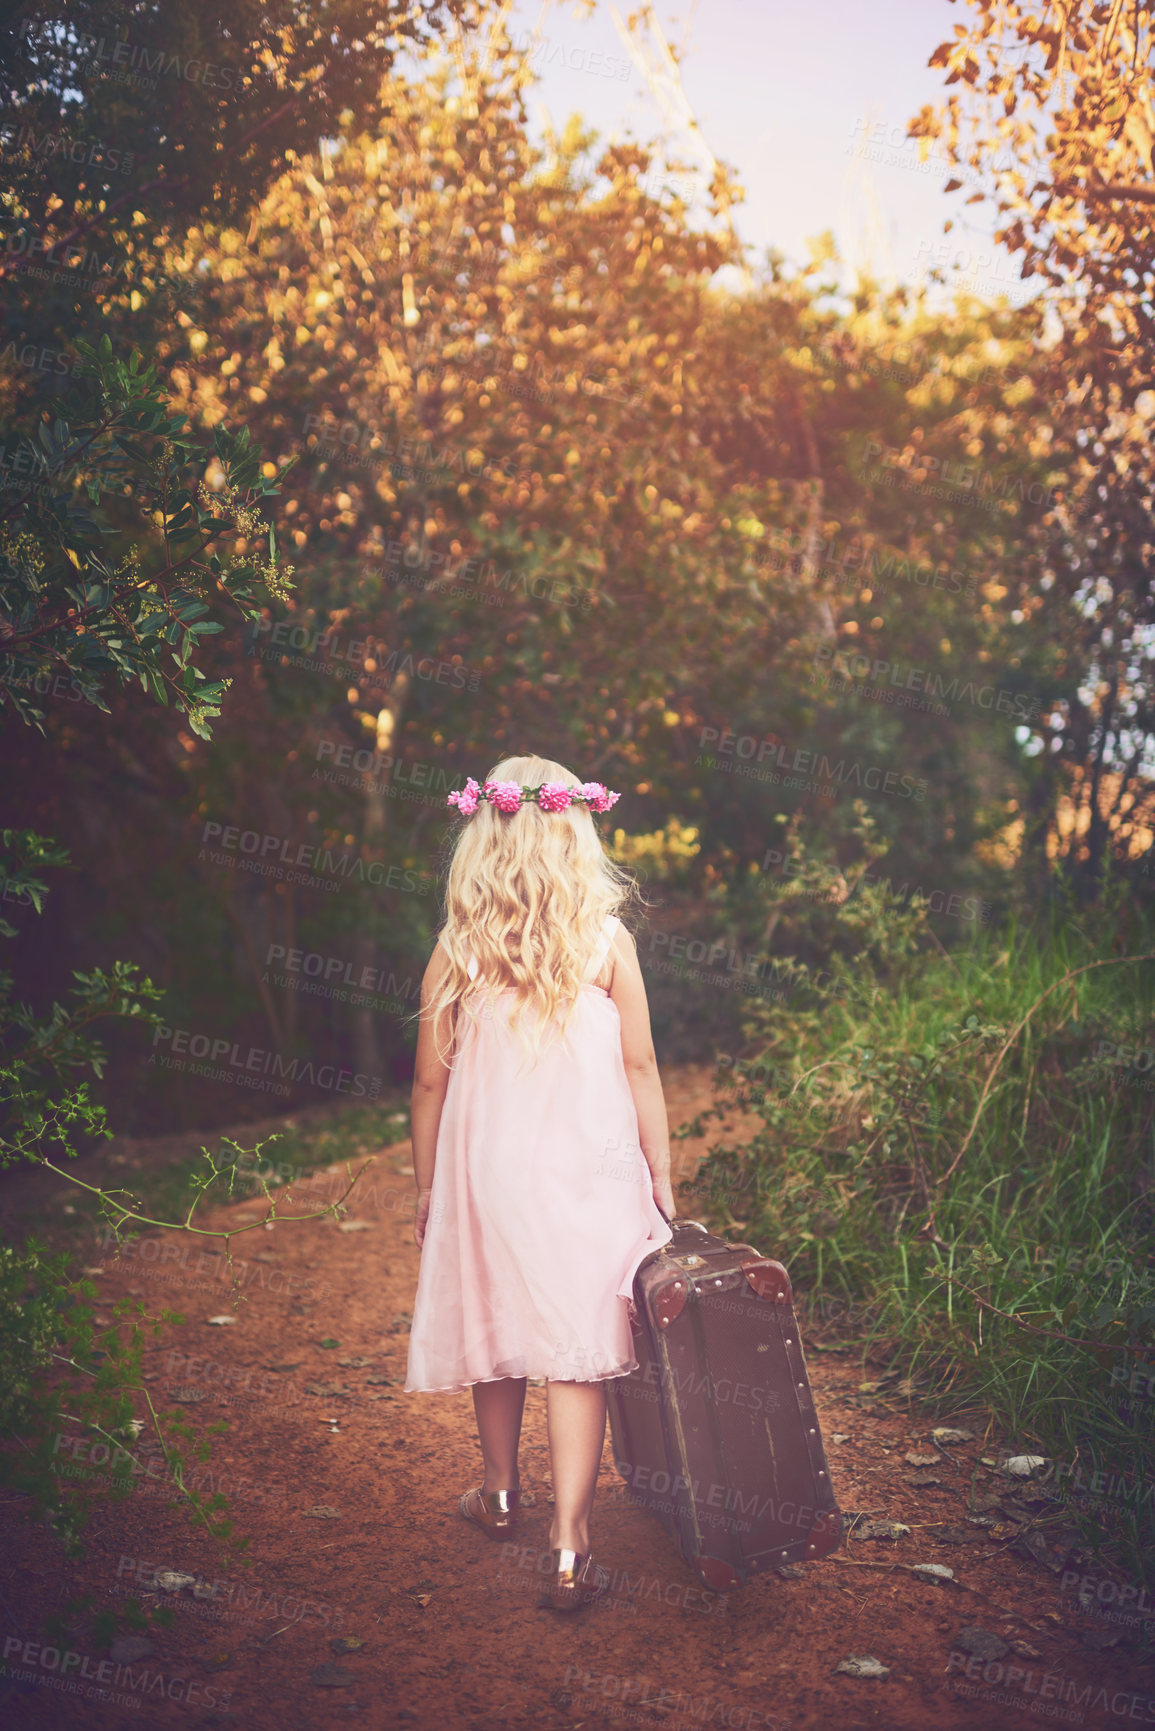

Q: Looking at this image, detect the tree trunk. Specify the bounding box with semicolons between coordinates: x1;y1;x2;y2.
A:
349;670;411;1083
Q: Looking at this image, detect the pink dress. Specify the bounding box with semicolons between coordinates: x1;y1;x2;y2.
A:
404;915;673;1392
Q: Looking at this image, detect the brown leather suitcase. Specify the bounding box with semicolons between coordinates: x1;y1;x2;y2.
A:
606;1217;841;1590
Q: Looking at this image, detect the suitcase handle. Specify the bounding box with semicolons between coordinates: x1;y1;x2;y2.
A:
655;1211;721;1259
656;1208;709;1235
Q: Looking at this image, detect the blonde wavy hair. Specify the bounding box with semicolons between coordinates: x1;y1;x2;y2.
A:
428;753;639;1061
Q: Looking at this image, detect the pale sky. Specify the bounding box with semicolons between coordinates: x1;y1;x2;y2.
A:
494;0;1036;305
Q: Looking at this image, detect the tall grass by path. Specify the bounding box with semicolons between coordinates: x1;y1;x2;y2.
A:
687;829;1155;1590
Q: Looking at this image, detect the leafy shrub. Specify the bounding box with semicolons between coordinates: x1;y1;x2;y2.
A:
688;818;1155;1586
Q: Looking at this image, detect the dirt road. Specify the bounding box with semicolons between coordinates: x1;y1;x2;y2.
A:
0;1068;1149;1730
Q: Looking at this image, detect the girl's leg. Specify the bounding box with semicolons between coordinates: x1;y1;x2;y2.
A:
471;1377;527;1493
545;1380;606;1554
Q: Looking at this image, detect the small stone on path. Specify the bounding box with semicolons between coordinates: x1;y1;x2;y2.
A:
836;1655;890;1679
109;1636;154;1662
853;1518;910;1542
1003;1454;1049;1477
311;1663;356;1688
952;1627;1010;1661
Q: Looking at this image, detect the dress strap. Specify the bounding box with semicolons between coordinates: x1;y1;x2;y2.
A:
438;930;479;980
583;915;620;983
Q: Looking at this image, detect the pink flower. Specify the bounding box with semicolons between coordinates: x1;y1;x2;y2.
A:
447;777;481;815
536;781;574;812
577;782;620;814
484;779;524;814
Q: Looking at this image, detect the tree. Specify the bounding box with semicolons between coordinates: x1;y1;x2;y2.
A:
1;336;293;735
910;0;1155;892
2;16;1066;1111
0;0;476;415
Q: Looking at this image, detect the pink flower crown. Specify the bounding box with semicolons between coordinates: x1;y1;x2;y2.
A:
447;777;620;816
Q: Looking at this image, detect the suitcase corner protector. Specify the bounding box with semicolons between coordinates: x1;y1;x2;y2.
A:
740;1256;793;1305
693;1554;745;1592
653;1275;690;1329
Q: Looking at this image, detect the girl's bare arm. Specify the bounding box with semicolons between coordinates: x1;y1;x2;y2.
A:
411;943;455;1233
608;925;676;1218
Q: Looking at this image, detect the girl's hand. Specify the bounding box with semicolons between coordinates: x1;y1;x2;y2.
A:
652;1173;676;1222
414;1187;435;1248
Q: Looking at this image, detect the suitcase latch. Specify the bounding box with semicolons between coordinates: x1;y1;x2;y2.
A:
677;1254;706;1270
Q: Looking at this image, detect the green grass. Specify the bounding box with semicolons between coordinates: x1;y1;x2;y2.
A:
689;853;1155;1590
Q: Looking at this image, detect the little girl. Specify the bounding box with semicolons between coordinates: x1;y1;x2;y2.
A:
404;753;676;1612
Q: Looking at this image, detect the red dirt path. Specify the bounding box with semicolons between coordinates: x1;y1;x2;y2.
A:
0;1066;1150;1731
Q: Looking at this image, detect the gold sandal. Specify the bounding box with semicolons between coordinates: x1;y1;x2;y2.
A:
459;1485;519;1540
537;1548;611;1613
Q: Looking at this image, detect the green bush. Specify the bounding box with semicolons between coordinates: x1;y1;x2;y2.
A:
688;815;1155;1587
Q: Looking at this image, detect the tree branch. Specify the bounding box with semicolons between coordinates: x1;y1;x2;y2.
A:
0;177;189;285
1065;180;1155;204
